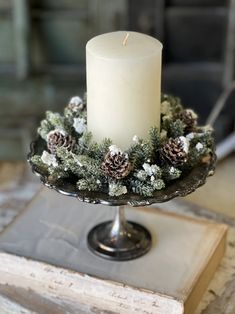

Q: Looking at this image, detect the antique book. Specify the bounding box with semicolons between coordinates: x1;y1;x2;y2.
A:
0;188;227;314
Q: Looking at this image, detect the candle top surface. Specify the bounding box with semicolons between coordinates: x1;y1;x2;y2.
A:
86;31;162;60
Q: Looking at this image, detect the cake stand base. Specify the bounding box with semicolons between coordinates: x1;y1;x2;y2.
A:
87;206;151;261
87;221;151;261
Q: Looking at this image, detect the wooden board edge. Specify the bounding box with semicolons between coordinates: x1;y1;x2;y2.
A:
184;224;228;314
0;252;184;314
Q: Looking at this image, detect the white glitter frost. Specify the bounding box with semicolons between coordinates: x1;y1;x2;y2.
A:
73;117;86;134
41;151;58;167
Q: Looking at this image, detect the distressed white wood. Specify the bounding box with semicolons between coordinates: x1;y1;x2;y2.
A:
0;294;35;314
0;253;183;314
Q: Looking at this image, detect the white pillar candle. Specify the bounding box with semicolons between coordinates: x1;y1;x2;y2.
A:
86;31;162;150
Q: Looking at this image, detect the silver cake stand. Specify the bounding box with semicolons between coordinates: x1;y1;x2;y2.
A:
28;137;216;261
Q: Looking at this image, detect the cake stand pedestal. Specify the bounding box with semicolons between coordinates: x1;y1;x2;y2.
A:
87;205;151;261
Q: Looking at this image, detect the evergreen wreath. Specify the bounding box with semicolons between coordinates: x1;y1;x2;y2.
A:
30;94;215;197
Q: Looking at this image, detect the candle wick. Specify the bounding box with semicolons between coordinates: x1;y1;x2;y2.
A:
122;33;130;46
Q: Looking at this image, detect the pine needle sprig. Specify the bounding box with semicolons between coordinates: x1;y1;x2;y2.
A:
128;140;152;169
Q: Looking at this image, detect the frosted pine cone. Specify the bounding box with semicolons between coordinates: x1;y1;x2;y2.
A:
178;109;198;133
47;130;76;154
67;96;84;112
161;136;189;166
102;145;131;180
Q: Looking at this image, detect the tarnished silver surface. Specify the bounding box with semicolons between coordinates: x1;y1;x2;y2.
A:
87;206;152;261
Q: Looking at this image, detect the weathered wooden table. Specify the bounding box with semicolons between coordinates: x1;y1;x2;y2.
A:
0;161;234;314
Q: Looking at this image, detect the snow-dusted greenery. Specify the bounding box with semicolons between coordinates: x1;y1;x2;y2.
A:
30;94;214;197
